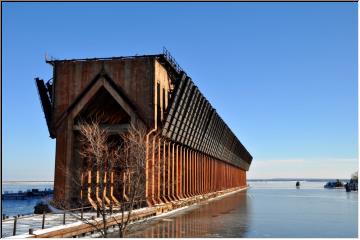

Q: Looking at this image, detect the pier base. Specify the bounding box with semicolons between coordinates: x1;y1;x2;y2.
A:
7;186;248;238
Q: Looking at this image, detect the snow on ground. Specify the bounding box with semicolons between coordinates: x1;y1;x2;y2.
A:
1;212;98;238
2;187;248;238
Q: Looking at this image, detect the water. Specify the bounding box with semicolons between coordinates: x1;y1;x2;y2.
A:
2;181;357;237
112;181;357;238
2;182;54;216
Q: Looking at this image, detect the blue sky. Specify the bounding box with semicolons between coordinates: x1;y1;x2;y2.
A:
2;2;358;180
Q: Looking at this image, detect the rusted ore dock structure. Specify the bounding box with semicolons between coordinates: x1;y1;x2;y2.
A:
36;51;252;213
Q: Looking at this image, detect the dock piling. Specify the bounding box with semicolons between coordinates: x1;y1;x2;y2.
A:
13;216;17;236
42;212;46;229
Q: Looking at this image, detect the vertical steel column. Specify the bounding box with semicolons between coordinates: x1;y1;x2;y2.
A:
175;143;179;200
182;147;186;199
210;158;213;192
150;136;156;205
208;158;210;193
209;157;212;193
167;142;171;201
162;141;167;203
225;164;227;189
217;160;220;191
204;154;207;194
149;137;154;205
229;165;231;189
183;147;186;199
182;147;185;199
189;149;192;197
179;146;183;199
206;155;208;193
228;165;230;188
229;165;231;188
208;157;211;193
191;150;194;197
201;155;206;194
191;150;195;197
156;138;162;204
201;154;204;195
213;159;216;192
210;158;214;192
220;162;223;190
188;149;192;197
225;164;228;189
198;153;201;195
206;156;209;193
233;166;234;188
231;166;233;188
224;163;226;189
195;152;199;195
188;150;192;197
187;148;191;198
171;143;176;201
221;162;225;190
227;165;229;189
214;160;217;192
204;156;207;194
223;163;225;190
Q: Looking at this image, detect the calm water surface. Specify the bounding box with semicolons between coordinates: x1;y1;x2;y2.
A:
114;181;357;238
2;182;53;216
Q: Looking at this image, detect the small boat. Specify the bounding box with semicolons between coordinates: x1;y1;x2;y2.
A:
296;181;300;188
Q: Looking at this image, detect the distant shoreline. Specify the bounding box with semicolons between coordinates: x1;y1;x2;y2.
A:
3;179;347;183
248;178;348;182
2;181;54;183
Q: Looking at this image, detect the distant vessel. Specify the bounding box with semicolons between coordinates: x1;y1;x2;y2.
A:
296;181;300;188
2;188;53;200
345;173;358;192
324;180;344;189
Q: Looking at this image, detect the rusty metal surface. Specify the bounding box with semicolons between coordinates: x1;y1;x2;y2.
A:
37;52;252;209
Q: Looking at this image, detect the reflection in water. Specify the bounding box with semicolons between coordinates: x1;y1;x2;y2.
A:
108;182;357;238
123;190;249;238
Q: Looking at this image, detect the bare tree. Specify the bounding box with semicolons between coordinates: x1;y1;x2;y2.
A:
112;125;147;237
78;120;111;237
50;118;163;237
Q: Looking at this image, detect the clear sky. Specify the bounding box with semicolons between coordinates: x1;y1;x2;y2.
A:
2;2;358;180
